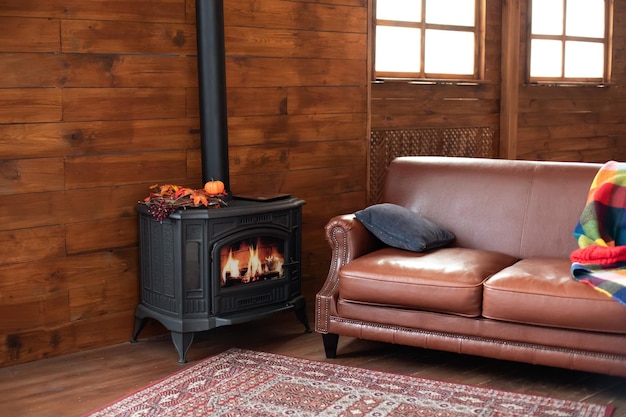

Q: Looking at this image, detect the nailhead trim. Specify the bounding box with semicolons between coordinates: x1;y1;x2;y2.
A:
331;317;626;361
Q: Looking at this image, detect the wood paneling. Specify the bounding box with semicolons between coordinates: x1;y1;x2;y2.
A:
64;151;189;189
0;119;199;160
513;2;626;162
0;0;187;22
370;1;502;137
0;158;64;195
500;0;521;159
370;0;626;163
0;249;138;301
0;17;61;52
223;0;367;33
0;0;367;367
0;53;65;87
62;88;187;121
4;0;624;369
0;226;66;265
227;87;287;117
0;89;62;123
65;217;138;254
60;20;196;55
0;293;69;333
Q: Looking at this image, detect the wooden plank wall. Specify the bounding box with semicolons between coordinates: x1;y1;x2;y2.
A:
371;0;626;163
516;2;626;162
370;1;502;137
0;0;368;366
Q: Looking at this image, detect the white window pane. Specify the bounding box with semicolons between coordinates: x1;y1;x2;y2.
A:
532;0;563;35
566;0;605;38
530;39;563;77
375;26;421;72
426;0;474;26
564;41;604;78
424;30;474;74
377;0;421;23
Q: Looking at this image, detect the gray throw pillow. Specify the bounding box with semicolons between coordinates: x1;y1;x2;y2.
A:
354;203;454;252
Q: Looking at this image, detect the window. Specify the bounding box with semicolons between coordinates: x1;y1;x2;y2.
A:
528;0;613;84
373;0;484;81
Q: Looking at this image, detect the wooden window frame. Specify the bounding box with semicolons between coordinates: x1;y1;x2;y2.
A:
373;0;486;82
526;0;614;86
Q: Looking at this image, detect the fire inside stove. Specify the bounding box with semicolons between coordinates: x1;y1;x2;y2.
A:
220;236;285;287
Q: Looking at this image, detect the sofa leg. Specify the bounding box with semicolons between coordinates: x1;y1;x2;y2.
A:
322;333;339;358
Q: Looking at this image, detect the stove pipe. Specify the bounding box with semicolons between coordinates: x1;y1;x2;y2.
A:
195;0;230;192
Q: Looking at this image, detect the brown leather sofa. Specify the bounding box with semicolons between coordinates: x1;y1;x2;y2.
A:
315;156;626;376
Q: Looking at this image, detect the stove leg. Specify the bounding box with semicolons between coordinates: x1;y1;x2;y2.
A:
171;331;194;364
130;316;147;343
290;295;312;333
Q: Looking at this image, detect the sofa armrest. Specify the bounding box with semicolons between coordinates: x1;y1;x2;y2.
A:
315;214;382;333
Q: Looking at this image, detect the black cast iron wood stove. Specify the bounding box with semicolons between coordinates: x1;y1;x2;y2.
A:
130;0;310;363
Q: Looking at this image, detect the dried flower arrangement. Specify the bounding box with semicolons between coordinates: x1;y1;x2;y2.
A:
139;181;228;221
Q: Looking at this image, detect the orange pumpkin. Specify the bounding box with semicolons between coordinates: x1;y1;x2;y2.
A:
204;180;225;195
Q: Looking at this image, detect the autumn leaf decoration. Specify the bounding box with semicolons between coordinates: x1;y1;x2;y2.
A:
140;182;228;222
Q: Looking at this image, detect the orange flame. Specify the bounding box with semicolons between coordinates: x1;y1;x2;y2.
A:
221;248;240;284
220;238;285;286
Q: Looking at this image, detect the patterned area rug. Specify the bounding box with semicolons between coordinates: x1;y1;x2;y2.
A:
85;348;613;417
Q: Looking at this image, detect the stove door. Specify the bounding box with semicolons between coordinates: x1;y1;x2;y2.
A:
210;227;300;316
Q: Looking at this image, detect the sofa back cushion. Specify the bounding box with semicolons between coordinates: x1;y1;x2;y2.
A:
382;156;602;259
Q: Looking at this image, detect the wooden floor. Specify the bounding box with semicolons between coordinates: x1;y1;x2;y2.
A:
1;310;625;417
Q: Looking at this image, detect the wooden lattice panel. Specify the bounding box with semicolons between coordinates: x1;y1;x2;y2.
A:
369;127;495;204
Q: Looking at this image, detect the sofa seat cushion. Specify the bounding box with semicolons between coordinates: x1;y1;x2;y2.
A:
338;247;518;317
483;257;626;334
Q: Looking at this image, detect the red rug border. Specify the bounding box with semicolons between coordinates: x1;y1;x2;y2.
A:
81;356;207;417
83;347;615;417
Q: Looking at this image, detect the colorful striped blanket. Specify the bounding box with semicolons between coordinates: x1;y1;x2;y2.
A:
570;160;626;306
